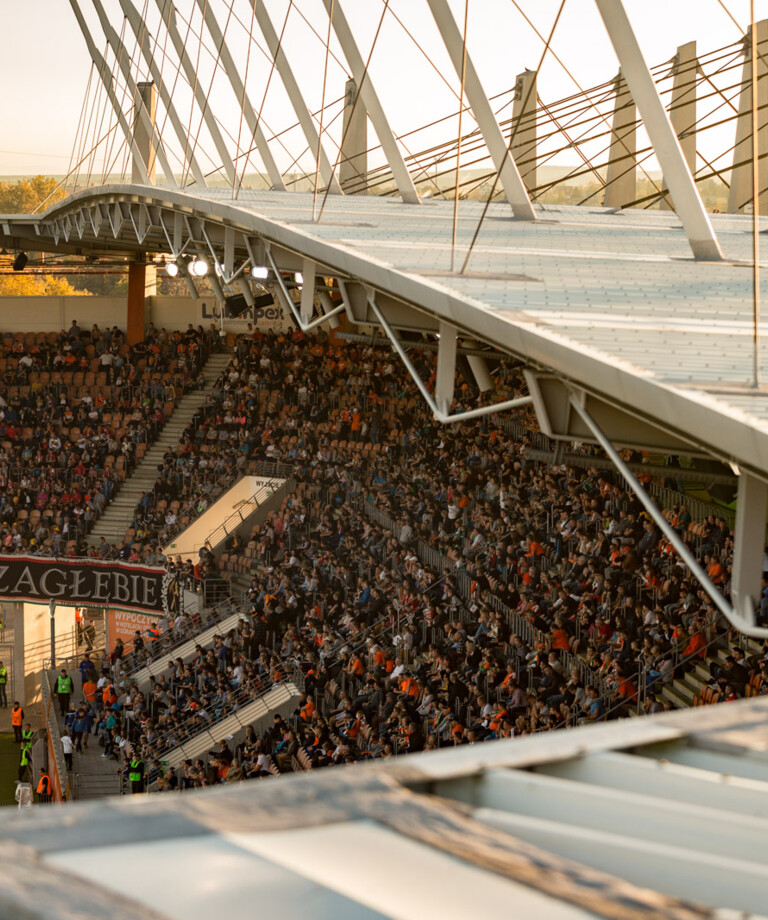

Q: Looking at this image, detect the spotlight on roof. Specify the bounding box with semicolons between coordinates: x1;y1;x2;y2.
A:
191;258;209;277
13;252;28;272
165;261;179;278
295;272;303;285
251;266;269;280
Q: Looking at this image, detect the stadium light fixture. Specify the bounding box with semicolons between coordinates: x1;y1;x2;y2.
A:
251;266;269;280
192;258;209;277
165;261;179;277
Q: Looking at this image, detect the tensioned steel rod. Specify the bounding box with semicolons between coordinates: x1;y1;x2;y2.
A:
750;1;761;388
120;0;208;188
367;294;532;424
90;0;178;187
69;0;150;184
569;395;768;638
193;0;285;191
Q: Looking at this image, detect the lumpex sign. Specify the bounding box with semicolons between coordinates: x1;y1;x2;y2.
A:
0;555;178;615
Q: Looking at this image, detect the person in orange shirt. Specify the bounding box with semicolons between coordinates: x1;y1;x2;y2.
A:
82;677;98;713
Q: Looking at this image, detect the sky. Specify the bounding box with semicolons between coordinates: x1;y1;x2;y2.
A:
0;0;762;179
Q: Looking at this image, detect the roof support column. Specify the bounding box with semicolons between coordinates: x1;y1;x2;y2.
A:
731;471;768;626
320;0;420;204
132;83;158;186
603;71;637;209
661;42;698;211
435;323;457;417
462;339;493;392
340;79;368;194
127;262;148;345
426;0;535;219
594;0;722;260
729;21;768;213
512;70;538;193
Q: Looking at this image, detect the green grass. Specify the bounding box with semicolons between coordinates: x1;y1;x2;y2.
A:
0;733;21;806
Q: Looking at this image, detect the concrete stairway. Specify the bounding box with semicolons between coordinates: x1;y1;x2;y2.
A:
87;350;232;546
159;682;302;770
127;609;246;688
658;633;764;709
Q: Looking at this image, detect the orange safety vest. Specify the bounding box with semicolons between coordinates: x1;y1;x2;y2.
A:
11;707;23;726
37;774;52;796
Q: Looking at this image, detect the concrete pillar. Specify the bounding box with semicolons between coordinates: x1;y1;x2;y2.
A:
604;71;637;209
10;603;25;706
729;21;768;214
132;81;157;185
731;472;768;623
127;262;149;345
661;42;698;211
340;78;368;194
511;70;537;192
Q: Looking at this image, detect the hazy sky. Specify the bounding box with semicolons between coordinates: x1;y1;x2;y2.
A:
0;0;762;178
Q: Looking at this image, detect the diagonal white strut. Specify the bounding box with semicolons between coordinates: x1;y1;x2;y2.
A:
69;0;151;184
594;0;722;260
154;0;237;186
320;0;420;204
426;0;536;220
569;393;768;637
119;0;208;188
249;0;341;195
90;0;178;187
193;0;285;191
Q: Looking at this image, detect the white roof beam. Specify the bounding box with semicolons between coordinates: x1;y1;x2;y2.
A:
594;0;722;260
426;0;535;220
193;0;285;192
249;0;341;195
68;0;150;184
320;0;420;204
90;0;178;188
153;0;237;186
119;0;208;188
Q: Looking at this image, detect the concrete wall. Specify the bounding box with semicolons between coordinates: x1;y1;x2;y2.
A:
0;295;292;335
164;476;286;562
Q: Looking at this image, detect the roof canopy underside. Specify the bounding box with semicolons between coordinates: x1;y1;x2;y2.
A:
4;187;768;474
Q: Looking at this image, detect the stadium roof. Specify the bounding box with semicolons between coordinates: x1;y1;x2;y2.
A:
4;188;768;477
2;697;768;919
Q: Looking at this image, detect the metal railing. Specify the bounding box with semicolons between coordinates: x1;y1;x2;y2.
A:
184;478;285;555
42;669;70;802
116;595;248;680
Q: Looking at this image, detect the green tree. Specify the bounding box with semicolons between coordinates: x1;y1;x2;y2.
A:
0;272;88;297
0;176;67;215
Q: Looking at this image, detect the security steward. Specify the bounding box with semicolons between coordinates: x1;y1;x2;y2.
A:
0;660;8;708
56;669;74;717
21;723;34;752
128;755;145;794
36;768;52;804
11;702;23;742
18;741;31;783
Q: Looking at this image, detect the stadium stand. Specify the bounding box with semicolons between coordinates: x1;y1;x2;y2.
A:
0;322;213;556
20;326;768;792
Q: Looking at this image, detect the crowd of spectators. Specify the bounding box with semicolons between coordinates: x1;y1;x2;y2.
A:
49;326;768;793
0;322;209;555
